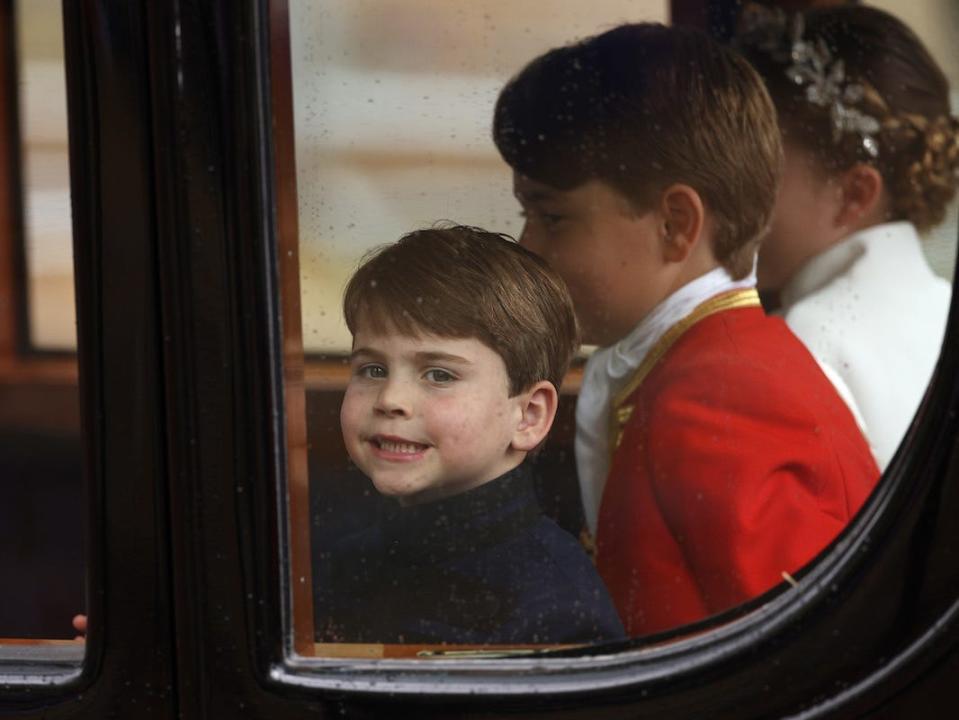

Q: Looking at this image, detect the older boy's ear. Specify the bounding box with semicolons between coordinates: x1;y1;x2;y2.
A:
835;163;885;229
660;184;705;263
511;380;558;452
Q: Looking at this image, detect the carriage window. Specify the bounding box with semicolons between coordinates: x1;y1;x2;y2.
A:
274;0;668;658
274;0;957;662
0;0;84;662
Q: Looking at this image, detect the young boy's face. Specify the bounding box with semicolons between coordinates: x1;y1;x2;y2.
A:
340;324;527;506
513;174;675;347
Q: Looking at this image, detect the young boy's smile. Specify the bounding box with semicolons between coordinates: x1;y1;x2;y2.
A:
340;326;528;505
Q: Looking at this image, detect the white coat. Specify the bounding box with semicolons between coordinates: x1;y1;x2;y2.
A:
779;221;951;470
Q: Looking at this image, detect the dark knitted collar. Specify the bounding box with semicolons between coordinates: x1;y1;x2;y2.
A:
375;461;542;567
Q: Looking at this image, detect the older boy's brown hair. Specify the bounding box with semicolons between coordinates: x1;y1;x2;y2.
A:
493;23;782;279
343;224;579;396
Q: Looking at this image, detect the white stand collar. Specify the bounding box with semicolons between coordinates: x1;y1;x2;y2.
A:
780;222;919;309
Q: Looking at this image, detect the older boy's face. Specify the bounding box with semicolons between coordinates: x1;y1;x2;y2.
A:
340;326;526;505
513;174;673;347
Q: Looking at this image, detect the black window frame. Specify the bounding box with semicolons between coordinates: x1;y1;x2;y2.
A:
0;0;176;716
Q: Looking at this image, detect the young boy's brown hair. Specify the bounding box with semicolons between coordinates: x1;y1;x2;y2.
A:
493;22;782;279
343;224;579;395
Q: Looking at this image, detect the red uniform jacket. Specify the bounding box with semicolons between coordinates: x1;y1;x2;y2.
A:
596;299;880;636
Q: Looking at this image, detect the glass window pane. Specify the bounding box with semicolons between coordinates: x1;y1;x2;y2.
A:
0;0;84;664
276;0;958;663
278;0;668;660
18;0;73;351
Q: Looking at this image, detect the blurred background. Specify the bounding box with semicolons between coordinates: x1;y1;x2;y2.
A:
287;0;959;355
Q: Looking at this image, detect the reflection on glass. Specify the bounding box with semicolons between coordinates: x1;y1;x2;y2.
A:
279;0;957;658
0;0;84;660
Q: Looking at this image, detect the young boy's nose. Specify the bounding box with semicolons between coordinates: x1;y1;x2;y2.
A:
373;378;413;417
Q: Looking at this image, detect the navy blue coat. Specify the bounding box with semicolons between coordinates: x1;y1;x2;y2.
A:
314;462;626;645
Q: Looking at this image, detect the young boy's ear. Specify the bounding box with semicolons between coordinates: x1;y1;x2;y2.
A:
659;184;705;264
511;380;559;452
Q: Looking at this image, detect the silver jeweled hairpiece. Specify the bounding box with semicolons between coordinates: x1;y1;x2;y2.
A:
738;5;881;158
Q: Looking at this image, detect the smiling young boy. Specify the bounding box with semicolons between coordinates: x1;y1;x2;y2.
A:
493;23;880;636
315;225;625;645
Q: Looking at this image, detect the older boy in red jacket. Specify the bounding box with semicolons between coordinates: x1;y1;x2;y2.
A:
493;23;879;636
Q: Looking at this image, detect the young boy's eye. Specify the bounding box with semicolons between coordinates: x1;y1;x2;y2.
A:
424;368;455;384
357;364;387;379
519;207;565;228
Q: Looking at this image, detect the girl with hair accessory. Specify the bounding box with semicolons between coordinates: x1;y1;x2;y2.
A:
738;4;959;470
